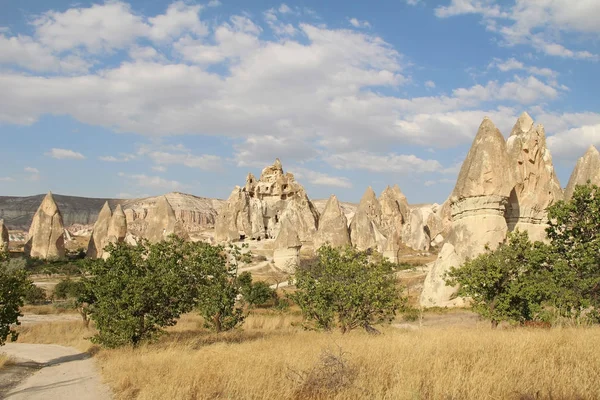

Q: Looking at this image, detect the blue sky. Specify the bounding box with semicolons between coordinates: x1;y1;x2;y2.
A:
1;0;599;204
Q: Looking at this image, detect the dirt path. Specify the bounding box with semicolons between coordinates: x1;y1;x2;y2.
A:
0;343;112;400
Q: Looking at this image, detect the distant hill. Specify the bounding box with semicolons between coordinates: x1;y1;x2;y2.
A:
0;192;225;232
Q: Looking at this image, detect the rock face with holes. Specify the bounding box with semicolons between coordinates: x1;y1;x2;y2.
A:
0;219;8;251
565;145;600;200
215;159;319;244
86;202;113;259
421;117;515;307
273;216;302;272
505;112;563;242
144;196;189;243
314;195;351;249
25;192;65;259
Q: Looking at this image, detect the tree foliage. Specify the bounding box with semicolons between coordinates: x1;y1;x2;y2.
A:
546;183;600;317
0;250;30;346
446;231;551;328
238;271;276;308
291;246;404;333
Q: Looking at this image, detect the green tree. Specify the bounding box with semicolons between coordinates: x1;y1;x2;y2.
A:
291;246;403;333
195;244;250;332
0;251;30;345
238;271;276;308
86;237;202;347
53;278;85;300
546;183;600;318
445;231;551;328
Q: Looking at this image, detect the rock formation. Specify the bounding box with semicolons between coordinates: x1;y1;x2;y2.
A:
349;187;385;251
505;112;563;241
25;192;65;259
379;185;408;237
0;219;8;251
144;196;189;243
314;195;351;249
402;208;431;252
215;159;319;244
564;145;600;200
107;204;128;245
273;216;302;272
86;202;112;259
420;243;465;308
421;117;514;307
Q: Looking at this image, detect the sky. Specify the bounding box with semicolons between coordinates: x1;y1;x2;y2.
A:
0;0;599;204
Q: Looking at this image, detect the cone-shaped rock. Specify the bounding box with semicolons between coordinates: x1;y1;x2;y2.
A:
314;195;351;249
401;208;431;251
422;117;514;308
505;112;563;241
564;145;600;200
25;192;65;259
420;243;465;308
215;187;251;241
0;219;8;251
273;215;301;272
106;204;128;253
383;229;402;263
379;185;408;237
449;117;514;258
350;187;385;251
145;196;189;243
86;202;112;259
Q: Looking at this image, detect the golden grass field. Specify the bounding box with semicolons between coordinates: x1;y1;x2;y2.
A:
15;312;600;400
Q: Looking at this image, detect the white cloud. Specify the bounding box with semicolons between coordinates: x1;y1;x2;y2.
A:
405;0;421;5
46;148;85;160
24;167;39;174
207;0;221;7
118;172;183;190
490;58;558;79
290;167;352;188
99;154;136;162
349;18;371;29
435;0;599;60
24;167;40;181
152;166;167;172
327;151;443;174
452;75;560;104
278;4;292;14
425;80;436;88
147;151;221;169
147;1;207;42
0;177;14;182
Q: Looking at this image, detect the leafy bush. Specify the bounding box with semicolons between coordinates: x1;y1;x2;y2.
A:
238;272;276;308
291;245;404;333
53;278;85;300
0;251;30;345
23;284;47;305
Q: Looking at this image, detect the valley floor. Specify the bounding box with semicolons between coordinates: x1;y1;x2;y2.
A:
4;311;600;400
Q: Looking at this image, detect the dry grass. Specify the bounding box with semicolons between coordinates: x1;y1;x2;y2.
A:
93;315;600;400
20;304;79;315
16;321;96;353
0;354;13;370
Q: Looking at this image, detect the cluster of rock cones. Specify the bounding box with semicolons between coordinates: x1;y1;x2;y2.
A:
6;112;600;309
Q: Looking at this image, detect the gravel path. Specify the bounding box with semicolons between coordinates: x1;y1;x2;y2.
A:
0;343;112;400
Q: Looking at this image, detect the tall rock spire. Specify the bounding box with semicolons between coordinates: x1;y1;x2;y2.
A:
87;201;113;259
564;145;600;200
314;194;351;249
25;192;65;259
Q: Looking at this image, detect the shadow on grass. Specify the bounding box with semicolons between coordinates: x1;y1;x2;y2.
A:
158;329;290;350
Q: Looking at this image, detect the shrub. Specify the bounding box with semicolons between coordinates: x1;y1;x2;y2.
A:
0;251;30;345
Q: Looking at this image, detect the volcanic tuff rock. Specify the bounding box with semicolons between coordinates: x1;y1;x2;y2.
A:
379;185;409;237
25;192;65;259
0;219;8;251
505;112;563;241
349;187;385;251
419;243;465;308
86;202;112;259
141;196;189;243
401;208;431;252
314;195;351;249
107;204;128;245
564;145;600;200
273;215;301;272
215;159;319;243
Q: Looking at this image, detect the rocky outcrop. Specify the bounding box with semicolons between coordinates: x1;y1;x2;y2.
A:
314;195;351;249
349;187;385;251
419;243;465;308
564;145;600;200
505;112;563;241
401;208;431;252
421;117;514;307
0;219;8;251
107;205;128;246
143;196;189;243
215;159;319;244
25;192;65;259
273;216;302;272
379;185;408;237
86;202;113;259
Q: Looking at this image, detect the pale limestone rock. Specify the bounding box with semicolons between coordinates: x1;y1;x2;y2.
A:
273;216;301;272
419;243;465;308
145;196;189;243
106;205;128;256
0;219;8;251
505;112;563;241
564;145;600;200
25;192;65;259
86;202;112;259
314;195;351;249
379;185;408;237
349;187;384;251
427;199;451;245
215;159;318;243
383;229;402;263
